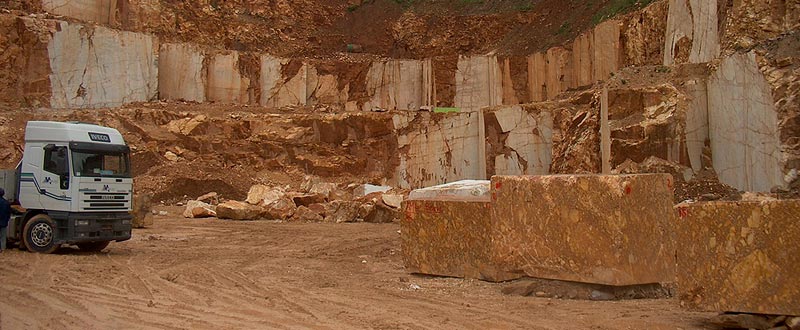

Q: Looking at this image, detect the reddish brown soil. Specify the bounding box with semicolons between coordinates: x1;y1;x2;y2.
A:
0;210;716;329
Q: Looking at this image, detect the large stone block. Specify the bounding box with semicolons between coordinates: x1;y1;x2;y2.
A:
402;181;506;280
676;200;800;316
491;174;676;286
402;174;676;285
572;32;594;88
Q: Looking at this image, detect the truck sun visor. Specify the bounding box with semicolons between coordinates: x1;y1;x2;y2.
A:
69;142;130;154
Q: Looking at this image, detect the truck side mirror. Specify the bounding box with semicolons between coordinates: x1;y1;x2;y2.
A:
61;173;69;190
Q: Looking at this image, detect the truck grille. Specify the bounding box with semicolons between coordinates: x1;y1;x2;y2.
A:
81;192;131;211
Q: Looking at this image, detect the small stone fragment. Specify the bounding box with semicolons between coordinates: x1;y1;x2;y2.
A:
183;200;216;218
164;151;179;162
589;290;615;301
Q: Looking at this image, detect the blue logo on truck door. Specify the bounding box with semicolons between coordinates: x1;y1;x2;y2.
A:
88;132;111;143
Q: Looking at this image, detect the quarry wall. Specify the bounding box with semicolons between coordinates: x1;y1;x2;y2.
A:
1;0;798;191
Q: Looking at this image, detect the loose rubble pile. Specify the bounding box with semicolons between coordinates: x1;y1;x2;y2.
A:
182;176;405;223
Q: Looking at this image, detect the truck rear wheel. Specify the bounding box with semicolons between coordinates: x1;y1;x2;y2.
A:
77;241;110;252
23;214;59;254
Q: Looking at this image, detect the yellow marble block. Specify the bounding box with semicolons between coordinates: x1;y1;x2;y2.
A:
676;201;800;316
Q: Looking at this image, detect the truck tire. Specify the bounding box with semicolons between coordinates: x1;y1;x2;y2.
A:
76;241;110;252
23;214;59;254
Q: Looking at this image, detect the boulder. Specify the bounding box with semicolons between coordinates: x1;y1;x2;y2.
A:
325;201;361;223
263;197;297;220
364;201;399;223
196;192;219;205
381;194;404;209
309;182;338;199
292;206;324;222
216;201;263;220
246;185;285;206
182;200;216;218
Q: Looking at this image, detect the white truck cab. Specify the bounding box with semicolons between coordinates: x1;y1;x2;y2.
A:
1;121;133;253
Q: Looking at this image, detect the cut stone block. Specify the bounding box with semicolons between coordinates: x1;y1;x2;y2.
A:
402;182;503;280
402;174;676;285
676;200;800;316
491;174;676;286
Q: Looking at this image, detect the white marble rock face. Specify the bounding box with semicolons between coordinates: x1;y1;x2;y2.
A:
48;21;158;109
392;112;485;189
708;52;783;192
158;43;205;103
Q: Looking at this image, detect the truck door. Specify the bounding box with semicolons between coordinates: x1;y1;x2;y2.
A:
39;145;72;211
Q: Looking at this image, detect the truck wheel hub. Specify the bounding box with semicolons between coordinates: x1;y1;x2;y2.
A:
30;223;53;247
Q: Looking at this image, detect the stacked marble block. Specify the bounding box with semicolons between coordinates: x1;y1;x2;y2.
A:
675;201;800;316
402;174;677;286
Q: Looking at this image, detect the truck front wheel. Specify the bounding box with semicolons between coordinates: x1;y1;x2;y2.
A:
77;241;110;252
23;215;59;254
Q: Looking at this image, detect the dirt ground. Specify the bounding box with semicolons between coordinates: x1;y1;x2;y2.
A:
0;207;715;330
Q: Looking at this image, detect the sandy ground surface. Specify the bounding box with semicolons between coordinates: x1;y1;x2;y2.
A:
0;209;715;330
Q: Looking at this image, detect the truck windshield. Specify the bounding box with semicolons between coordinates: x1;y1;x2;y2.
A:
71;150;131;178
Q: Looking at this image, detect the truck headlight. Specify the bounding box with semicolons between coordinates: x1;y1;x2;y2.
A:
76;220;90;226
122;219;131;225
